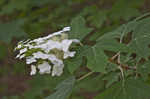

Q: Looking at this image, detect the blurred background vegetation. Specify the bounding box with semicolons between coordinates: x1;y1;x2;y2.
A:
0;0;150;99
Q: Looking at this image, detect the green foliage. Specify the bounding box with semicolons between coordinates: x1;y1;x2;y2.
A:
45;76;75;99
23;69;71;99
0;19;26;43
86;45;108;73
109;0;142;21
0;0;61;14
0;44;7;59
65;46;87;74
80;6;107;28
102;72;120;88
128;17;150;59
67;14;150;99
1;0;30;14
137;61;150;81
95;78;150;99
74;75;105;92
70;16;93;40
87;11;107;28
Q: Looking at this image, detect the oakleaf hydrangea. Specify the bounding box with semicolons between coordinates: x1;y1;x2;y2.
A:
15;27;80;76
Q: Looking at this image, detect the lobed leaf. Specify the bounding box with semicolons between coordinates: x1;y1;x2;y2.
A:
86;45;108;73
95;78;150;99
70;16;93;40
45;76;76;99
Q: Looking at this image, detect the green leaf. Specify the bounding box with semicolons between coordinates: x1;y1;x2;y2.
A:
70;16;93;40
0;19;27;43
96;14;150;57
74;75;105;92
96;23;133;53
137;61;150;81
95;78;150;99
97;37;131;52
102;72;120;88
85;14;150;73
110;0;142;21
66;56;82;74
1;0;30;14
85;24;132;72
23;69;70;99
87;11;107;28
128;17;150;58
79;6;107;28
65;47;83;74
45;76;76;99
66;46;89;74
86;44;108;73
67;45;108;73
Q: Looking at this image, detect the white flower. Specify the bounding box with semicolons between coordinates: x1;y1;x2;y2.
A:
38;62;51;74
24;44;34;49
19;54;25;59
33;51;49;59
26;57;37;64
28;27;70;45
52;63;64;76
62;27;70;31
48;54;63;65
64;51;76;59
15;26;80;76
44;27;70;40
61;39;73;52
16;54;20;58
16;44;22;49
30;65;36;75
61;39;79;59
23;39;30;43
19;48;27;54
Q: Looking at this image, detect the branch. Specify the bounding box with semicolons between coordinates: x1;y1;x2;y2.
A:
109;56;136;71
77;71;94;82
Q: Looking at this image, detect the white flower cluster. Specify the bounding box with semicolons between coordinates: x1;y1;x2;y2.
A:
15;27;80;76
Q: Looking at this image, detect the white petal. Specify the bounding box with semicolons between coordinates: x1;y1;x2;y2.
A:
38;62;51;74
63;51;76;59
62;27;70;32
71;39;80;43
17;44;22;49
48;54;63;65
24;44;34;49
52;63;64;76
20;48;27;54
26;57;37;64
19;54;25;59
23;39;30;44
32;40;62;53
16;54;21;58
30;65;37;75
33;51;49;59
61;39;73;52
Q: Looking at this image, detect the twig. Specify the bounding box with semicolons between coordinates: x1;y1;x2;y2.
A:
77;71;94;82
110;52;120;60
109;56;136;71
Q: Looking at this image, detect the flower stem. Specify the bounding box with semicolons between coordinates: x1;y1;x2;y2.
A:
77;71;94;82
